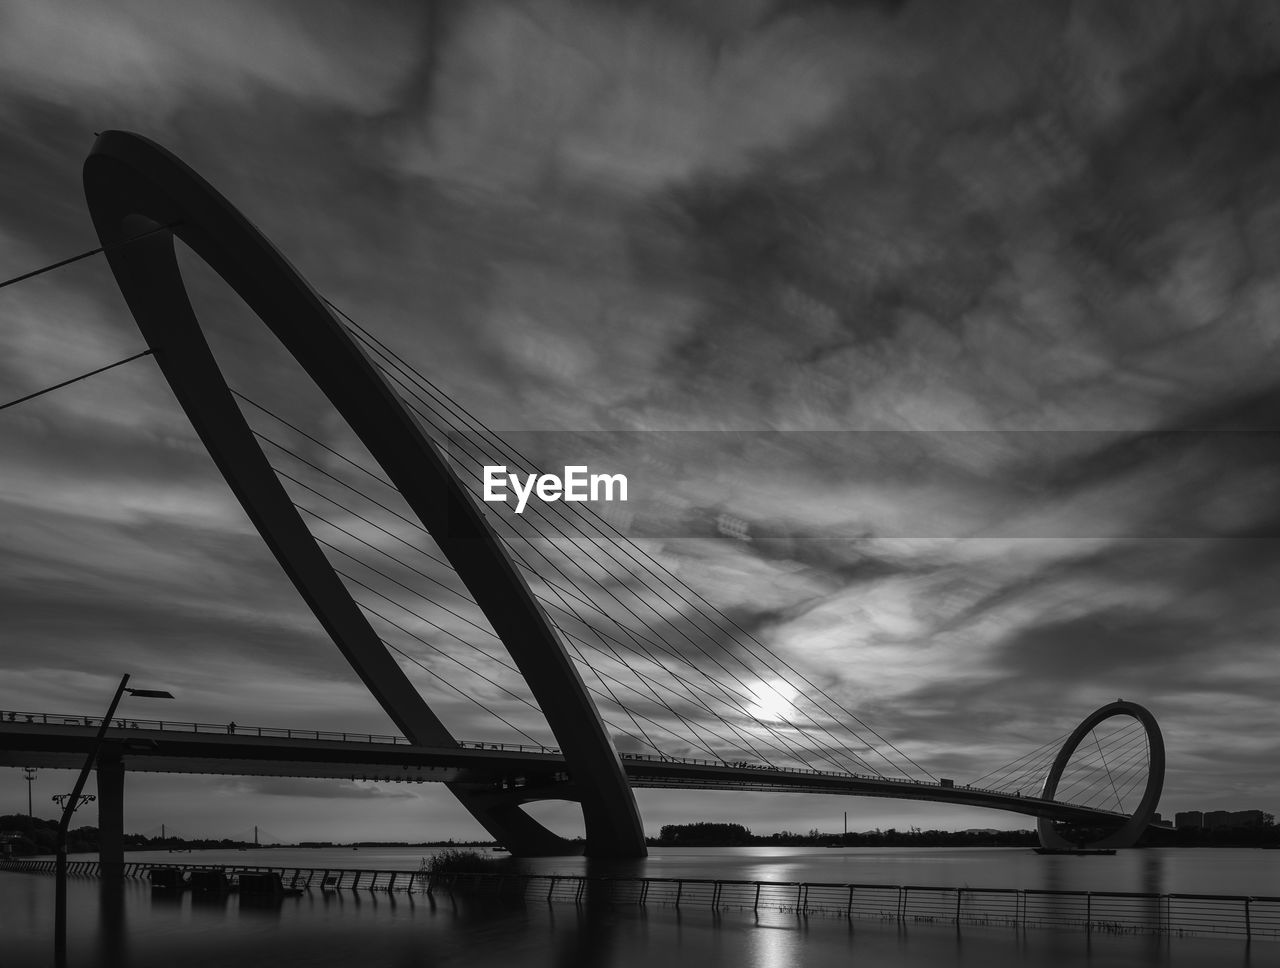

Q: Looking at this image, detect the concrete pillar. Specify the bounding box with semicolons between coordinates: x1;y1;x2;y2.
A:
96;752;125;880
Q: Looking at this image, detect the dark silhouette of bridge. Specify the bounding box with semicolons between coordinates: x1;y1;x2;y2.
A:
0;709;1156;829
2;132;1167;868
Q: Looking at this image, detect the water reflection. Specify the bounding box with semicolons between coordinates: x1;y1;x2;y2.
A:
747;918;808;968
1138;853;1168;965
96;880;127;968
189;890;232;912
0;870;1261;967
105;845;1280;897
552;905;617;968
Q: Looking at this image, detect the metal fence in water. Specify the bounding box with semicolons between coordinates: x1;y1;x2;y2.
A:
3;858;1276;941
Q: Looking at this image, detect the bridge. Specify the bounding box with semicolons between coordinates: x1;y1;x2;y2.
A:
0;709;1150;824
2;132;1167;865
1;698;1164;866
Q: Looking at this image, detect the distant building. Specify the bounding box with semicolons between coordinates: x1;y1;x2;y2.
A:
1175;811;1203;829
1229;810;1266;828
1176;809;1271;831
1203;811;1232;830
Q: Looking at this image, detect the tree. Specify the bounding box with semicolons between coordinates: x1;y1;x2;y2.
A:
657;822;752;845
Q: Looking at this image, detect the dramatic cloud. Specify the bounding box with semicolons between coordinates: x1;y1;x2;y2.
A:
3;0;1280;840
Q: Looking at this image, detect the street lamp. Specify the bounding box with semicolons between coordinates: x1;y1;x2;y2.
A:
53;674;172;966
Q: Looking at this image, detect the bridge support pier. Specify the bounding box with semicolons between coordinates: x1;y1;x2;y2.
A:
450;791;580;857
96;753;125;880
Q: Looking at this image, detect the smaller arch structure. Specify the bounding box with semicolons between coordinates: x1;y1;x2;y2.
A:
1037;700;1165;850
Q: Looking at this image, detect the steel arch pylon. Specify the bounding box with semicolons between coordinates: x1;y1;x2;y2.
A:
82;130;646;857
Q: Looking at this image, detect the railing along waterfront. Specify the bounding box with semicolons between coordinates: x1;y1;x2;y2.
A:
2;858;1275;941
0;708;1125;816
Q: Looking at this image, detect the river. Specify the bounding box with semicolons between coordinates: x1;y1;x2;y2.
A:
2;847;1274;967
122;844;1280;895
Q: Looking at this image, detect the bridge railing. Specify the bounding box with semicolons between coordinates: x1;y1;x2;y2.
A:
0;708;1123;817
0;709;415;746
2;858;1275;941
0;708;575;753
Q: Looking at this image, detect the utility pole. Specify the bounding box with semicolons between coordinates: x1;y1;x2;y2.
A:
23;767;36;817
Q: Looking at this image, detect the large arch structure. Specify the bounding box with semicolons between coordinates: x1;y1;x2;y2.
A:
1037;700;1165;850
82;130;646;857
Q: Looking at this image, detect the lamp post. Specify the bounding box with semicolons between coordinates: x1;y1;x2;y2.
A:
53;674;172;966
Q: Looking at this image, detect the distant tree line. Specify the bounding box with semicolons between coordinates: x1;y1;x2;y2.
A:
12;813;1275;855
0;815;262;855
655;822;754;845
652;819;1280;849
0;816;498;854
0;815;106;855
650;822;1039;847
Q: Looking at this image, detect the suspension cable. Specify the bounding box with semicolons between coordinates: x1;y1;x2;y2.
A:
333;302;936;779
350;335;878;775
246;396;830;770
0;349;154;412
335;304;930;779
0;222;177;292
265;441;773;761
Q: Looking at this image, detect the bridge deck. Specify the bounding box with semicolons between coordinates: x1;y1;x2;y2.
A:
0;713;1146;828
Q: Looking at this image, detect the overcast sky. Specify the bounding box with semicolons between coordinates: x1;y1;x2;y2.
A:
3;0;1280;843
